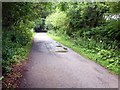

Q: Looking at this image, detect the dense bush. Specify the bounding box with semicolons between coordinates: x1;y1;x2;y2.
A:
2;22;34;73
45;10;68;34
2;3;35;73
104;20;120;41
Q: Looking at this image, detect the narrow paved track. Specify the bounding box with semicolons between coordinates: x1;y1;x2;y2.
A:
20;33;118;88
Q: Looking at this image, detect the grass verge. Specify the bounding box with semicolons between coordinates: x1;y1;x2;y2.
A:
47;32;119;75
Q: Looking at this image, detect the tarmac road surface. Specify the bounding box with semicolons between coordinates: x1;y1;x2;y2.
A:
20;33;118;88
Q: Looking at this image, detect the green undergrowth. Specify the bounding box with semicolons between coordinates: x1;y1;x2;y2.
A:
2;28;35;74
47;31;120;75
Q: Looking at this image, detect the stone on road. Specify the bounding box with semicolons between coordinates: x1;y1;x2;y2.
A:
20;33;118;88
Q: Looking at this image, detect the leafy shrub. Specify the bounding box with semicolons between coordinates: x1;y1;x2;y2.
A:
104;20;120;41
2;21;34;73
45;10;68;33
2;2;36;73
